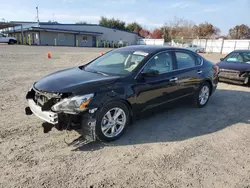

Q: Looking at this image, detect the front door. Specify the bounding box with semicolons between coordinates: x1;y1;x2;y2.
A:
133;51;180;112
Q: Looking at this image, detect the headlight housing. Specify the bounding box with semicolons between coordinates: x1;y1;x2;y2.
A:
51;94;94;114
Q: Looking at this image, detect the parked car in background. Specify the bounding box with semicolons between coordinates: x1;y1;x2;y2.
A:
25;45;218;142
0;33;17;44
217;50;250;85
186;44;205;53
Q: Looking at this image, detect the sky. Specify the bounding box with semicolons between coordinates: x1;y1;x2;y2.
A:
1;0;250;34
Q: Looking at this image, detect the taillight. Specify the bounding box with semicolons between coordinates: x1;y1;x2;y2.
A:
212;65;219;74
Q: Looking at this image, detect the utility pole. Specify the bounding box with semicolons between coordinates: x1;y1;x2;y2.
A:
36;6;40;26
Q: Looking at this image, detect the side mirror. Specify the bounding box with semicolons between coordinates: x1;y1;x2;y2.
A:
220;58;224;61
141;69;159;77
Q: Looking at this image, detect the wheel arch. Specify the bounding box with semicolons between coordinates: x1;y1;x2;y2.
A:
202;79;213;95
116;99;134;120
101;98;134;122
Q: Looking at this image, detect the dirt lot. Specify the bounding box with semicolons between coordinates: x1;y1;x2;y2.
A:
0;45;250;188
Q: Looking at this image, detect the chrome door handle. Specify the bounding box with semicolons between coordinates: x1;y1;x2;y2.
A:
197;70;203;74
170;77;178;82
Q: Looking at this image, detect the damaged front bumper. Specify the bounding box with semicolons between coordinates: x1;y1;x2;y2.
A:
25;88;98;142
26;99;58;124
219;69;249;84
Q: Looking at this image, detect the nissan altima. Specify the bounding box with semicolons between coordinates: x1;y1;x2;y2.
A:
217;50;250;85
25;45;219;142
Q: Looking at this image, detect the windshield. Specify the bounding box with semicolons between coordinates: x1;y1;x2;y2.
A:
225;52;250;63
84;50;148;76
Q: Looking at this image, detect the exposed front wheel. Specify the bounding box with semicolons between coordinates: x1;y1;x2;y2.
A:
96;101;130;142
194;82;211;108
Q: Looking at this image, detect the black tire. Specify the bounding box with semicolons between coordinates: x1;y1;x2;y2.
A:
8;39;15;45
196;49;200;53
95;101;130;142
193;82;211;108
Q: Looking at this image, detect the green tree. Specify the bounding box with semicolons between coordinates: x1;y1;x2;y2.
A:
126;22;142;33
99;16;126;30
229;24;250;39
48;20;58;24
161;27;171;42
75;21;88;24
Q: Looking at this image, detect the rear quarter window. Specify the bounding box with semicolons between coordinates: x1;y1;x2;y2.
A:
196;56;203;66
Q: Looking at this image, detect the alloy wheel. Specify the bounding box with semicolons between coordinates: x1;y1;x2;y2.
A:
199;85;210;105
101;107;126;138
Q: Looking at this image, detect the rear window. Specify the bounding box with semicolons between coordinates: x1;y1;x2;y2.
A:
176;52;196;69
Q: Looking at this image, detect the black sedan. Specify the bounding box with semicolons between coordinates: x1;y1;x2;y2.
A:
25;45;218;142
217;50;250;85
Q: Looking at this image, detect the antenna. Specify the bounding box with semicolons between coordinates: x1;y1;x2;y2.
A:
36;6;40;25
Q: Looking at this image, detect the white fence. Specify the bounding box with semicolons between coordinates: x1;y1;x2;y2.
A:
137;39;164;46
193;39;250;54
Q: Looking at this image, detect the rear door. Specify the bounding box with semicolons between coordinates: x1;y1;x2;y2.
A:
169;50;204;100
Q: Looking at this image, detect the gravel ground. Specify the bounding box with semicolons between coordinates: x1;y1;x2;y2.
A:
0;45;250;188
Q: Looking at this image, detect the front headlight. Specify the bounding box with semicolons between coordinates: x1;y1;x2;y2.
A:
51;93;94;114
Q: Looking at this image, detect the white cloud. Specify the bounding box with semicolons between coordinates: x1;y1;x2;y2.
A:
106;0;138;4
61;0;86;4
202;7;222;12
171;1;190;8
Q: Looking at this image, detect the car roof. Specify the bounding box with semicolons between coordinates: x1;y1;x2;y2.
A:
233;49;250;53
116;45;182;53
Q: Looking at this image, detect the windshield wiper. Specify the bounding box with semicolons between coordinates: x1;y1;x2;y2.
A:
95;71;109;76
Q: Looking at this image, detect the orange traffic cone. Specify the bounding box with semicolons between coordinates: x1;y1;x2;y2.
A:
47;52;52;58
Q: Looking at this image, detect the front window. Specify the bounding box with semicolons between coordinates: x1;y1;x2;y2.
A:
84;50;148;76
242;52;250;63
143;52;173;74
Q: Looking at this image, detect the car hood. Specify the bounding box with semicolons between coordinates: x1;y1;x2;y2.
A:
34;67;120;94
217;61;250;72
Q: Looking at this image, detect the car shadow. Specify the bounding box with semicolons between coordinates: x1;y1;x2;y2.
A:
71;89;250;151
